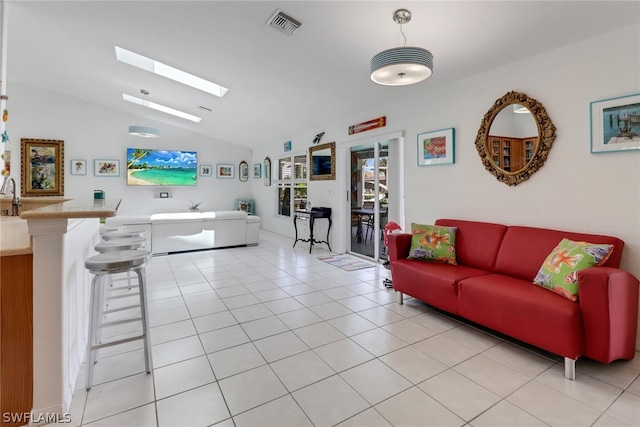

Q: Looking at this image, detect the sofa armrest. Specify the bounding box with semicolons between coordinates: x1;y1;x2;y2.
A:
387;233;412;262
578;267;639;362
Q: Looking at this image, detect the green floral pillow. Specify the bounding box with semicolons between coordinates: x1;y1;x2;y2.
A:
407;223;457;265
533;238;614;301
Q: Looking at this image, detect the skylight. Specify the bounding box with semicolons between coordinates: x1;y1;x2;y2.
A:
123;94;202;123
115;46;228;98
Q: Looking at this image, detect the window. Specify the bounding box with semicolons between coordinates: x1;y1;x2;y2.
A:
277;154;307;217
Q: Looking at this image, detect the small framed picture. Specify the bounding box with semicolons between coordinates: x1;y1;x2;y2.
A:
94;159;120;177
70;159;87;175
417;128;455;166
159;192;169;198
590;93;640;153
284;141;292;152
253;163;262;179
199;164;212;177
216;163;234;179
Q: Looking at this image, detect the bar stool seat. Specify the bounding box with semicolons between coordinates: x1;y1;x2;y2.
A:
95;237;146;253
84;250;153;390
101;229;147;241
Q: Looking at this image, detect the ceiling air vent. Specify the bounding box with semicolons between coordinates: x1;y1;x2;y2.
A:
267;9;301;35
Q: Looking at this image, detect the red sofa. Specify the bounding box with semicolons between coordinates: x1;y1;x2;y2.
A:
387;219;639;379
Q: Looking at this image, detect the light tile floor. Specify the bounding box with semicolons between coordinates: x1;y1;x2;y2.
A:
61;231;640;427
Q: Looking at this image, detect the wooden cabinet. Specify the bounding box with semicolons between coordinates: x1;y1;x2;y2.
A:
489;135;538;172
0;253;33;427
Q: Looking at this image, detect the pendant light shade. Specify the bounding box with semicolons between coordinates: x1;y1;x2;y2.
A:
370;9;433;86
128;125;159;138
370;46;433;86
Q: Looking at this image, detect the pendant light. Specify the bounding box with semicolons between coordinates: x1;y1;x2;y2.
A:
128;89;160;137
370;9;433;86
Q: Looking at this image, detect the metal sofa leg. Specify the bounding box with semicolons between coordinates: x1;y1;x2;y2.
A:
398;291;403;305
564;357;576;380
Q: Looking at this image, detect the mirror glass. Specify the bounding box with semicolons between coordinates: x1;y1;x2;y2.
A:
309;141;336;181
264;157;271;186
475;91;556;186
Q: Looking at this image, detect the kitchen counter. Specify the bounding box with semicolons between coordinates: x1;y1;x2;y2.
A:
0;216;31;256
20;198;121;220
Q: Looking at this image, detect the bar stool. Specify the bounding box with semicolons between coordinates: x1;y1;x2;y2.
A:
84;250;153;390
101;229;147;241
95;237;146;253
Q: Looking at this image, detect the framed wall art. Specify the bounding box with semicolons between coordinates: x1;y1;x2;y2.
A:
417;128;455;166
70;159;87;175
21;138;64;196
199;164;212;177
264;157;271;186
253;163;262;179
239;161;249;182
94;159;120;177
590;93;640;153
216;163;234;179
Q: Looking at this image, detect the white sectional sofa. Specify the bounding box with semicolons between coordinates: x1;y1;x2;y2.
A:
105;211;260;255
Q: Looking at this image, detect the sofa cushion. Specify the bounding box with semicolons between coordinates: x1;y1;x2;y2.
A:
533;238;614;301
457;273;584;360
435;219;508;271
408;223;457;265
494;226;624;281
391;259;490;314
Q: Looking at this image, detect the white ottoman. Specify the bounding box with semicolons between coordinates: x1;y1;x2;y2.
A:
247;215;261;246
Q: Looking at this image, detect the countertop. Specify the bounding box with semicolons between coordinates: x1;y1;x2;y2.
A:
0;198;121;255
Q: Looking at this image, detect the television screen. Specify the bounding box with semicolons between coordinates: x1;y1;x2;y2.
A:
127;148;197;186
312;155;332;175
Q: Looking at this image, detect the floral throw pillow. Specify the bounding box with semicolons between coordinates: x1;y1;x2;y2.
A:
407;223;457;265
533;238;614;301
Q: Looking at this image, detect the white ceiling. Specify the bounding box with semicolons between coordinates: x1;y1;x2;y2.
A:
5;1;639;149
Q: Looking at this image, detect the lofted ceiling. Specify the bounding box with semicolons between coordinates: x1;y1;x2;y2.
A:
5;1;639;149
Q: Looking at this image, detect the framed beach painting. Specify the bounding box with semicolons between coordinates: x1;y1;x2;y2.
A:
590;93;640;153
216;163;234;179
21;138;64;196
70;159;87;175
417;128;455;166
95;159;120;177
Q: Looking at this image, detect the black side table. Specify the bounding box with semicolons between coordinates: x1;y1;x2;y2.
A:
293;208;332;253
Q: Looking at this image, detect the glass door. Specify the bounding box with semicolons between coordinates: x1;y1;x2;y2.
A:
349;141;389;261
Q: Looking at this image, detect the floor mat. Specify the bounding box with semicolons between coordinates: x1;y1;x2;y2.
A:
317;254;376;271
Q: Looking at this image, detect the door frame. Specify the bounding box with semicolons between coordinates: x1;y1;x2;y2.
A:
336;130;404;258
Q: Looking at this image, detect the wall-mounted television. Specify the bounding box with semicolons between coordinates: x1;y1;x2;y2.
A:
127;148;197;186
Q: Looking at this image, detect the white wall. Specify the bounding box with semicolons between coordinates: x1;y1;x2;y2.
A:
257;24;640;283
7;83;253;215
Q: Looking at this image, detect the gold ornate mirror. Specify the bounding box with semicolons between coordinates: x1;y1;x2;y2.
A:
309;141;336;181
475;91;556;186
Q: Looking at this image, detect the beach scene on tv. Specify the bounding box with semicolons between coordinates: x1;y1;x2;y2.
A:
127;148;197;186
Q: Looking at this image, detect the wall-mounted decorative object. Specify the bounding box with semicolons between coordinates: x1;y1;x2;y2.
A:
475;91;556;186
159;192;169;198
312;132;324;145
216;163;234;179
264;157;271;186
309;141;336;181
284;141;292;151
2;150;10;176
348;116;386;135
21;138;64;196
590;93;640;153
417;128;455;166
94;159;120;177
239;161;249;182
253;163;262;179
70;159;87;175
199;164;212;176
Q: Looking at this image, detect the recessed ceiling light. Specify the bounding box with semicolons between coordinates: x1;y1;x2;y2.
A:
115;46;228;97
123;93;202;122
